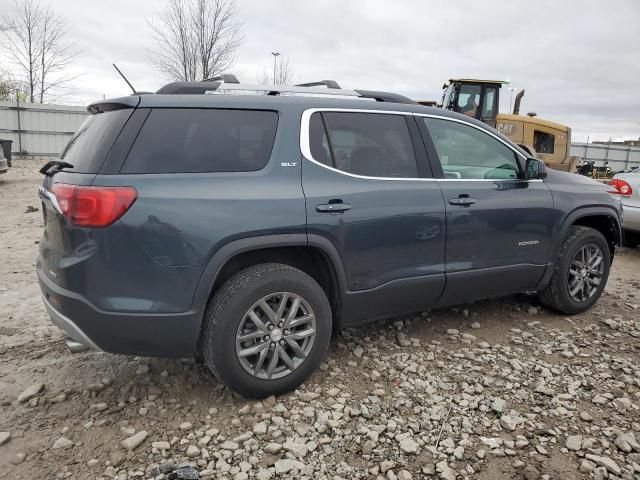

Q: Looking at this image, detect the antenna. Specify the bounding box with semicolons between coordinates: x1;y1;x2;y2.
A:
112;63;136;94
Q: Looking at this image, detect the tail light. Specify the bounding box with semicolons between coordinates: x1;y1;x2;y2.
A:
51;183;137;227
608;179;633;197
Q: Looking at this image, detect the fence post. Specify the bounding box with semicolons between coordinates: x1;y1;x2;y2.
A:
15;92;23;155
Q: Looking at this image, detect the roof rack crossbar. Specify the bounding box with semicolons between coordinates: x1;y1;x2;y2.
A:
295;80;341;89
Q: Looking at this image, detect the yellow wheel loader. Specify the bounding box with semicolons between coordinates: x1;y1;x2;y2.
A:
422;79;578;172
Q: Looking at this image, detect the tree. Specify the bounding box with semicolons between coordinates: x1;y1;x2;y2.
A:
0;69;29;102
257;56;296;86
149;0;243;82
2;0;79;103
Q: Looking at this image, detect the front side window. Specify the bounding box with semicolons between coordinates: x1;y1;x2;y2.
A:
423;117;521;180
533;130;555;154
456;84;481;118
308;112;418;178
122;109;278;174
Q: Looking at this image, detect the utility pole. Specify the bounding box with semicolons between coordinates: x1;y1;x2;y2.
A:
271;52;280;84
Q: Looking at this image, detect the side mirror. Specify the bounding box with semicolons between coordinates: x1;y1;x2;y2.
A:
525;157;547;179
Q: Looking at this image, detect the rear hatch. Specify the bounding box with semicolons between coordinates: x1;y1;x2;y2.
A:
38;104;137;288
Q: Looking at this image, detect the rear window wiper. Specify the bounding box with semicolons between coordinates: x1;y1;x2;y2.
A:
40;161;74;177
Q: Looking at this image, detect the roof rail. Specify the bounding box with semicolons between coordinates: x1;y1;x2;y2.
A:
295;80;341;89
155;78;418;105
203;73;240;83
355;90;417;105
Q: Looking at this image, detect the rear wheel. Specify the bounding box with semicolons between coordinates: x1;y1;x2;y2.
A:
538;226;610;314
201;263;332;398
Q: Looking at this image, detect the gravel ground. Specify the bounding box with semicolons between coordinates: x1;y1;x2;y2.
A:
0;159;639;480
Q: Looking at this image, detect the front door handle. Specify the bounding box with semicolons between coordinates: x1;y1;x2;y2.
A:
316;201;352;213
449;195;477;206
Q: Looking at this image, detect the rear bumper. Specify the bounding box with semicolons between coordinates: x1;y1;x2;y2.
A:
42;295;101;352
37;266;202;357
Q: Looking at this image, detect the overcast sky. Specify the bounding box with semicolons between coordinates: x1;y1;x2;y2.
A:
3;0;639;141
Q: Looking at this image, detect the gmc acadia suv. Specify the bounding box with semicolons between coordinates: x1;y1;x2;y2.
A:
37;78;622;398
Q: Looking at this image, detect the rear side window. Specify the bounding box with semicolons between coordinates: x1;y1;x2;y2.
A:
61;109;132;173
122;109;278;174
309;112;418;178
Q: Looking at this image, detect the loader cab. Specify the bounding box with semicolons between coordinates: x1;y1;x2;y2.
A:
442;79;506;128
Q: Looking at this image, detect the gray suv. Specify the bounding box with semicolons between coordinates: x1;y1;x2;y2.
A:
37;78;622;397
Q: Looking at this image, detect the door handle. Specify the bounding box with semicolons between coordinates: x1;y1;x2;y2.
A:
449;195;477;206
316;201;352;213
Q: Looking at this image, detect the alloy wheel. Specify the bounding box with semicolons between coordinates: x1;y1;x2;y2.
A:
235;292;316;380
567;243;604;302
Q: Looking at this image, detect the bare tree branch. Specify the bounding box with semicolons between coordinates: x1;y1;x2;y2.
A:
257;56;296;86
0;68;29;102
1;0;80;103
148;0;243;82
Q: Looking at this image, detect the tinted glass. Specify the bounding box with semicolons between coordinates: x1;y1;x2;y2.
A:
423;117;520;180
61;109;132;173
309;113;332;167
122;109;277;173
314;112;418;178
533;130;555;154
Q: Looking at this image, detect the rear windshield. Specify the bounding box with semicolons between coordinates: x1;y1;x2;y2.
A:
60;109;132;173
121;109;278;174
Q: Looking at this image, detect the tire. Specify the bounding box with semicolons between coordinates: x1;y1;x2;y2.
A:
201;263;332;398
622;230;640;248
538;226;611;314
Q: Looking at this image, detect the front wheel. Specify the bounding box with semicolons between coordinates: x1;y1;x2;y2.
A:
538;226;611;314
201;263;332;398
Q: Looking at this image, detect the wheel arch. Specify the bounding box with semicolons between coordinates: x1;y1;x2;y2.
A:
192;234;347;343
538;206;621;291
563;207;621;259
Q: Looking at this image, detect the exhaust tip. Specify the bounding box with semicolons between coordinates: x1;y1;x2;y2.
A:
65;337;89;353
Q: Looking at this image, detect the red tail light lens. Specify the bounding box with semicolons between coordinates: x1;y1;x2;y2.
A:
608;179;633;197
51;183;137;227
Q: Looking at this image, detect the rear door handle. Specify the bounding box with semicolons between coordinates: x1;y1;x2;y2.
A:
449;196;477;206
316;201;352;213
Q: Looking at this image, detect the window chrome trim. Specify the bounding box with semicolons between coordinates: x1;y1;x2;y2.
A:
299;107;539;183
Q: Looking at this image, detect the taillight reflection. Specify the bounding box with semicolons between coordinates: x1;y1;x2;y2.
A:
608;178;633;197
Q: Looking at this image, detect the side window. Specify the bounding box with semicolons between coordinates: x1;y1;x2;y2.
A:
481;87;497;119
122;109;277;174
533;130;555;154
423;117;521;180
308;112;418;178
456;84;481;118
309;113;332;167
